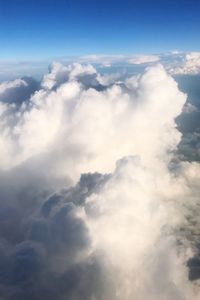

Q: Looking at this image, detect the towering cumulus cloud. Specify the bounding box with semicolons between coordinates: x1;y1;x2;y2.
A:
0;62;200;300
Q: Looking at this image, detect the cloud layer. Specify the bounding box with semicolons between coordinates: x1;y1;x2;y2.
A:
2;52;200;82
0;62;200;300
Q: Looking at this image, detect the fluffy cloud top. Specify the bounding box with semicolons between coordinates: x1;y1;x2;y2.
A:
0;62;200;300
0;63;186;174
169;52;200;75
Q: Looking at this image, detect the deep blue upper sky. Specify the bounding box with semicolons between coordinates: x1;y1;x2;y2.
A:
0;0;200;60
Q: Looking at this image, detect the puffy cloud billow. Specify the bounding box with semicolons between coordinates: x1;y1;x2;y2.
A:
0;62;200;300
169;52;200;75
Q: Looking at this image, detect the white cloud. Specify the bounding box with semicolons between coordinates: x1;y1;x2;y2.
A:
169;52;200;75
0;63;186;177
0;62;200;299
128;54;160;64
85;156;200;300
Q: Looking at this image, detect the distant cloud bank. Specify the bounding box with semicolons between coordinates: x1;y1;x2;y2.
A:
1;52;200;81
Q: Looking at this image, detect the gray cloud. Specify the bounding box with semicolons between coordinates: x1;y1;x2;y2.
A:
0;77;39;105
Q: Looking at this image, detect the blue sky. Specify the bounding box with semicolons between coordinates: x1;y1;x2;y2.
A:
0;0;200;60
